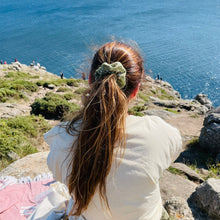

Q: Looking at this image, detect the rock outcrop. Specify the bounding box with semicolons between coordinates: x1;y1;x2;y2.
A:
195;93;213;110
199;109;220;153
189;178;220;219
0;152;50;179
0;103;31;118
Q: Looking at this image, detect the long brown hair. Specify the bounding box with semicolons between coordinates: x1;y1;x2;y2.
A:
66;41;144;216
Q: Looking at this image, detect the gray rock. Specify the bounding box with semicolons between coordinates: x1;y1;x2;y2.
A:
199;112;220;153
153;100;179;108
0;151;50;179
40;66;46;70
152;99;209;114
33;65;39;71
160;170;197;202
144;109;176;119
195;93;213;110
200;168;209;177
7;151;20;161
164;197;193;220
0;103;31;118
170;163;204;183
189;178;220;219
47;84;56;89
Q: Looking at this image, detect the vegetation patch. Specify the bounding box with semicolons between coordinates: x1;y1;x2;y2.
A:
56;87;72;92
63;92;74;100
163;108;179;114
138;92;149;102
0;115;51;171
128;105;146;117
31;92;80;119
0;78;39;102
74;87;88;95
167;167;185;176
36;78;82;88
4;71;39;80
182;138;220;179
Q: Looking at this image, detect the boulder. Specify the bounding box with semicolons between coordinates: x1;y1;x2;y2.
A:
160;170;197;202
144;109;176;119
0;103;31;119
170;163;204;183
195;93;213;110
0;151;50;179
47;84;56;89
189;178;220;219
199;111;220;153
164;197;193;220
40;66;46;71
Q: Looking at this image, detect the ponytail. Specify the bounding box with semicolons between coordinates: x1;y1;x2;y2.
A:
66;74;128;216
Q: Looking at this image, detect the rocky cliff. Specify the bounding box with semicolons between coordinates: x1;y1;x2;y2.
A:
0;62;219;219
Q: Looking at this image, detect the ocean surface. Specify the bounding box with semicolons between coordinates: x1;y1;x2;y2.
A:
1;0;220;106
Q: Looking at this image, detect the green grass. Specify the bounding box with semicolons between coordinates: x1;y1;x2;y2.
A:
63;92;74;100
56;87;72;92
36;78;82;87
0;115;51;171
128;105;146;117
4;71;39;79
163;108;179;114
167;167;184;175
74;87;88;94
0;79;38;102
138;92;149;102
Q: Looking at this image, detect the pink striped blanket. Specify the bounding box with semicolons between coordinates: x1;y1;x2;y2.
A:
0;174;54;220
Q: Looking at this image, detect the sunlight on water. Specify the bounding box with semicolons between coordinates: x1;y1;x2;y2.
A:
0;0;220;106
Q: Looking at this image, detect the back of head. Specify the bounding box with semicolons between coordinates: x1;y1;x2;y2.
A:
66;41;144;217
90;41;144;97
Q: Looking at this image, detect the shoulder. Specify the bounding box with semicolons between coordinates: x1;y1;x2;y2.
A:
44;122;75;150
127;115;182;169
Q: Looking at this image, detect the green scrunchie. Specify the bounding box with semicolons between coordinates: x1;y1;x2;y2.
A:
95;62;126;89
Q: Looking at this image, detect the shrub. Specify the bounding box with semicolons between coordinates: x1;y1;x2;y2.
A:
128;105;146;116
74;87;88;94
0;88;27;102
66;79;80;87
56;87;72;92
0;115;51;171
31;93;80;119
63;92;74;100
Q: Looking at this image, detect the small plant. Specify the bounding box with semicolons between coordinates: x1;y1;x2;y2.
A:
74;87;88;95
167;167;185;176
150;89;156;94
138;92;149;102
56;87;72;92
128;105;146;117
63;92;74;100
163;108;179;114
66;79;80;87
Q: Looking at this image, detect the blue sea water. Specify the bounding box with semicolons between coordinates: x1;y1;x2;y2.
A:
1;0;220;106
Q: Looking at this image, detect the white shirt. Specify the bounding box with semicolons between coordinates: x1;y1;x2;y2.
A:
45;115;182;220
